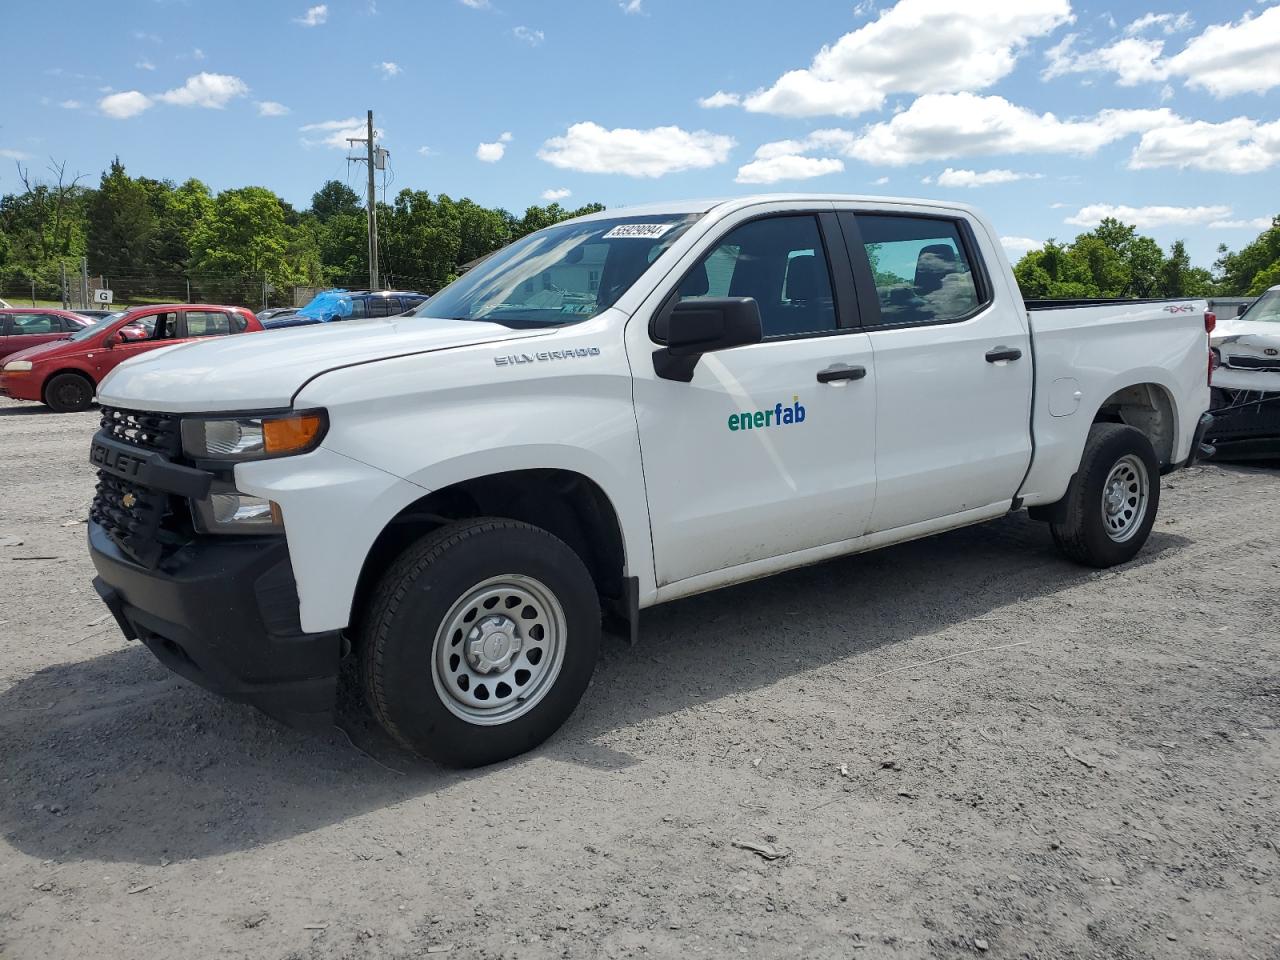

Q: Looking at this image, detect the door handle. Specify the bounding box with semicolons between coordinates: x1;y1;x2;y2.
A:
816;363;867;384
985;346;1023;363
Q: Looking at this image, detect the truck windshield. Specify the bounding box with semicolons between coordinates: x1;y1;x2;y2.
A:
413;213;702;328
1240;290;1280;323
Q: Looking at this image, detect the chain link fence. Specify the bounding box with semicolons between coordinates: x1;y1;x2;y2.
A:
2;270;446;312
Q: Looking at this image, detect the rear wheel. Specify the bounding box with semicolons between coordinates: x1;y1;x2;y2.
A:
360;518;600;767
44;372;95;413
1050;423;1161;568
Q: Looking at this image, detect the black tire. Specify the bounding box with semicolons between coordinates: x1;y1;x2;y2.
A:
360;518;600;768
44;372;95;413
1050;423;1161;568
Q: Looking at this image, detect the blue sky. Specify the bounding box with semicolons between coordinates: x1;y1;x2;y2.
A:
2;0;1278;268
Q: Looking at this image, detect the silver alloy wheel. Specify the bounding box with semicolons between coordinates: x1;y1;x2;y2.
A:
1100;453;1149;543
431;574;567;726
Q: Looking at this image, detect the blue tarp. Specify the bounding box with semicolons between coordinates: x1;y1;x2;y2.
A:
296;289;354;322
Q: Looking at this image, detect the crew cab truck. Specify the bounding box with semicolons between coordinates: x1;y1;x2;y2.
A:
86;195;1214;767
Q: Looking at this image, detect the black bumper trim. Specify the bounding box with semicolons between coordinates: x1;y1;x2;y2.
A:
88;520;342;729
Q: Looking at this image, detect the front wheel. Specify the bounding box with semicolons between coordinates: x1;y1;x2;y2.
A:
360;518;601;767
44;372;95;413
1050;423;1161;568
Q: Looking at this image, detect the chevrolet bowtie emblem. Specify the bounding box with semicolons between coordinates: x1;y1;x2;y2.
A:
121;493;137;508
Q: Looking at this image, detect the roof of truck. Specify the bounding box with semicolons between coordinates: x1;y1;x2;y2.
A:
568;193;982;223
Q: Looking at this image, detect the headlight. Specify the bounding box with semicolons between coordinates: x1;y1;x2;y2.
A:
190;485;284;535
181;410;327;461
3;360;33;372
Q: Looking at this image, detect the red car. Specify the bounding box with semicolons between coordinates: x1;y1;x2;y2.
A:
0;308;91;363
0;304;263;412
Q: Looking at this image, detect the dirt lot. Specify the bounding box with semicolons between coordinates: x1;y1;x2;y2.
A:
0;395;1278;960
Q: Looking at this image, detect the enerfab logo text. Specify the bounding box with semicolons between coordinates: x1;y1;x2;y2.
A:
728;397;806;432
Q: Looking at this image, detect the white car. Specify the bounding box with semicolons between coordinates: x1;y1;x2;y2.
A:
1209;286;1280;459
85;194;1214;767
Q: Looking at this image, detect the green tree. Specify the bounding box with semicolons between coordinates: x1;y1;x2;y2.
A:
310;180;363;223
189;186;298;285
1215;216;1280;295
1159;240;1214;297
87;158;156;277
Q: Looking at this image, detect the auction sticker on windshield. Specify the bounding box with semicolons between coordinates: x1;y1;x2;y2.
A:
602;223;676;240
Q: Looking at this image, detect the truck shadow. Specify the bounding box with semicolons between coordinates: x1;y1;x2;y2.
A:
0;513;1190;865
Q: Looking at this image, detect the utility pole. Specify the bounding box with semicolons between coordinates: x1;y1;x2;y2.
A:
347;110;381;290
60;262;68;308
80;257;89;310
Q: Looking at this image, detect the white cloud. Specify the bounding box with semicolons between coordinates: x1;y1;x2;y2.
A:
541;188;572;201
156;72;248;109
418;145;435;157
300;116;367;149
1044;7;1280;97
295;4;328;26
1043;34;1167;86
99;90;153;119
58;99;82;110
619;0;644;13
539;122;735;178
1209;217;1272;230
698;91;741;109
736;155;845;184
1129;115;1280;173
873;176;889;185
0;148;32;160
719;0;1072;118
256;100;290;117
477;132;512;162
136;58;156;71
932;168;1043;188
377;61;401;77
1165;6;1280;97
513;26;544;45
133;30;161;43
191;48;206;61
1124;12;1193;36
843;93;1174;165
1065;203;1231;228
459;0;489;7
1001;236;1043;254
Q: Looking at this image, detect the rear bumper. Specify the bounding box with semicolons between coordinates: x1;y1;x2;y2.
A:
88;520;342;729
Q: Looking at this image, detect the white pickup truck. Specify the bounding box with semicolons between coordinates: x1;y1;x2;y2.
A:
87;195;1214;766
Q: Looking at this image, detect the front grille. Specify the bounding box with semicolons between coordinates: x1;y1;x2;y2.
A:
99;406;182;456
90;472;172;567
1225;354;1280;372
92;406;191;566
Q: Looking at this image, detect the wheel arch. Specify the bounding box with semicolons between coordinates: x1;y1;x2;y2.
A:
350;468;633;638
1090;379;1179;469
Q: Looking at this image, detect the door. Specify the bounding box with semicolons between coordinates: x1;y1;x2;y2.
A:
838;211;1033;533
4;312;65;356
90;311;181;380
631;210;878;587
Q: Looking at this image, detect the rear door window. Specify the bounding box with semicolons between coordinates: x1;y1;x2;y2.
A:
11;313;59;334
852;215;985;326
182;311;233;337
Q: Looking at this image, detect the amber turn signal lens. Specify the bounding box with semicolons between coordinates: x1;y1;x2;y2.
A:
263;414;324;455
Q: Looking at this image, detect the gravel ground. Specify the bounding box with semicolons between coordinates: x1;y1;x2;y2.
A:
0;394;1278;960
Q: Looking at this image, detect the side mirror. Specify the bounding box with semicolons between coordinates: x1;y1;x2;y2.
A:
1238;303;1249;317
653;297;763;381
103;334;119;348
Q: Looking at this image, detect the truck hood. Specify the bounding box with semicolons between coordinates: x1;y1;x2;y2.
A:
97;315;551;413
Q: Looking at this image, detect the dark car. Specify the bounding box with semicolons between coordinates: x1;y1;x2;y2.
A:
74;309;120;321
257;307;300;323
263;289;429;329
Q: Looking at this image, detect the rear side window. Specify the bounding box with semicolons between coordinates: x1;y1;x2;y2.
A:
678;215;838;340
366;297;398;318
184;311;233;337
12;313;59;334
855;216;983;326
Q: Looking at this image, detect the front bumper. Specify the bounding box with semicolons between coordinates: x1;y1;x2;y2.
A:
1206;392;1280;461
89;519;342;729
0;372;41;401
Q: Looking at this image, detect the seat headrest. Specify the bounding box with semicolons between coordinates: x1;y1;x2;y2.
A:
786;255;820;301
914;244;959;294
